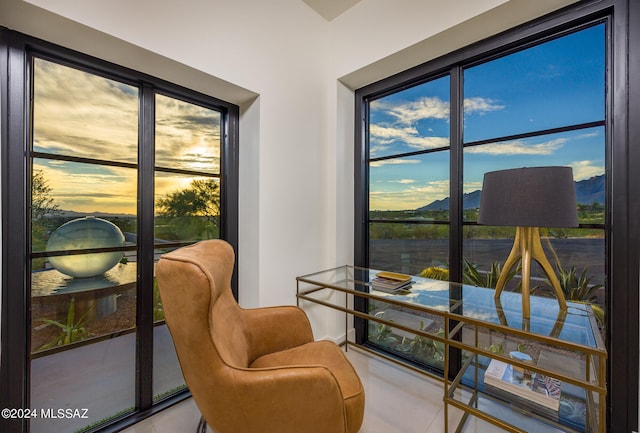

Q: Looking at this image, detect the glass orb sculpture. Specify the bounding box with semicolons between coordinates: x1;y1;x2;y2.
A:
46;217;126;278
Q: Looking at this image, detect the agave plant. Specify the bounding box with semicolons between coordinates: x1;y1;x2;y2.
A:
38;297;92;350
368;311;396;345
462;258;520;290
419;266;449;280
552;263;604;303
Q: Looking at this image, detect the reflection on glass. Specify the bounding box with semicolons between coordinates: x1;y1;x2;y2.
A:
463;24;605;142
369;151;450;215
152;248;187;400
155;173;220;242
155;94;221;173
369;76;450;159
369;223;449;275
32;58;138;163
367;296;446;371
462;226;605;310
463;127;605;224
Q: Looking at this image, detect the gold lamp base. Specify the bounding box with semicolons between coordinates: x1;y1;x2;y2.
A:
494;226;568;322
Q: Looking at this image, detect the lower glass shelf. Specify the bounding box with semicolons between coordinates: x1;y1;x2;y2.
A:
447;353;595;433
453;394;573;433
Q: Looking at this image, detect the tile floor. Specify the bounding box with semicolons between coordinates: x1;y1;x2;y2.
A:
120;347;483;433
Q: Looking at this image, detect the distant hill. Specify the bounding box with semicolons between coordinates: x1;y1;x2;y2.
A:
417;190;482;211
416;174;605;211
55;210;136;219
574;174;605;205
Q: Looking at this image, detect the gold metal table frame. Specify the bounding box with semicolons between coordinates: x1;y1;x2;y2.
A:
296;265;607;433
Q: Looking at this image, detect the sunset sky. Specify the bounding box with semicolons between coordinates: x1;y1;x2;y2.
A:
32;58;221;216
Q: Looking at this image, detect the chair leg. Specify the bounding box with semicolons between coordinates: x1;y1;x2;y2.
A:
197;415;207;433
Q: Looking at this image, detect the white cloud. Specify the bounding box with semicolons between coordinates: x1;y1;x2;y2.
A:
382;97;450;125
388;179;416;184
370;124;448;151
569;160;604;180
369;96;503;154
463;181;483;191
576;131;601;140
370;124;418;144
465;138;566;155
464;97;505;114
370;180;449;210
370;159;421;167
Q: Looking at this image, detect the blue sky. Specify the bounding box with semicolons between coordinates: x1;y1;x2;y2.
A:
369;23;605;211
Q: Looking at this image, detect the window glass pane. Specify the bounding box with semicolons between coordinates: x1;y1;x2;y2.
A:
31;254;136;351
369;76;450;159
463;24;605;142
30;330;136;433
154;92;221;401
155;173;220;242
367;296;446;371
30;58;138;433
32;58;138;163
152;246;186;400
370;151;450;218
155;94;221;173
463;127;605;224
369;223;449;275
31;159;138;252
462;226;605;312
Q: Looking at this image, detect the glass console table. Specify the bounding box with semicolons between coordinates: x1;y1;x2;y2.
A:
296;266;607;433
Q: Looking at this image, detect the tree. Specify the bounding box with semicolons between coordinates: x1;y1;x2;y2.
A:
31;170;60;256
32;169;60;220
156;179;220;240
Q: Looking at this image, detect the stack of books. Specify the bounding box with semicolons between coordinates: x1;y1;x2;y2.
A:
370;271;413;293
484;358;562;412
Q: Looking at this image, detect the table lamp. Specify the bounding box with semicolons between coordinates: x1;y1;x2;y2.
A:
477;166;579;321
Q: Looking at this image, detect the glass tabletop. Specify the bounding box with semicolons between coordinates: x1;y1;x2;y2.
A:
297;265;604;351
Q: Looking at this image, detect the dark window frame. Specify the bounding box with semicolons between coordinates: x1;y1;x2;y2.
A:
354;1;638;432
0;28;239;432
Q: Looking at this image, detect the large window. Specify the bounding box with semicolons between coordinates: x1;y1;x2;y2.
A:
1;30;239;433
355;3;638;432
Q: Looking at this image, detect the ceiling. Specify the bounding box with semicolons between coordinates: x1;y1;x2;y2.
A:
301;0;362;21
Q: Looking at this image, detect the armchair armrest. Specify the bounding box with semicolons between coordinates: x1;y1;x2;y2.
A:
242;305;314;361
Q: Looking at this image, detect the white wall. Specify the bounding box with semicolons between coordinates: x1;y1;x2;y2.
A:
1;0;587;341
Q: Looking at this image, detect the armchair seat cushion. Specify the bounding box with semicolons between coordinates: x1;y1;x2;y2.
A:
251;340;365;433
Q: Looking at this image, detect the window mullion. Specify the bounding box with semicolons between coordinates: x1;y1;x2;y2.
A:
135;83;155;411
449;66;463;284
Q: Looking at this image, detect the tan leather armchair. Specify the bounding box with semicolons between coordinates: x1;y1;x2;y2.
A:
156;240;365;433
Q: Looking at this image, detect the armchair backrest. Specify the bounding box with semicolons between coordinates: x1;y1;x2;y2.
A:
156;240;251;412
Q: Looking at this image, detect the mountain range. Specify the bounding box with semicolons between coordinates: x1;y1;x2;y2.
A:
417;174;605;211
